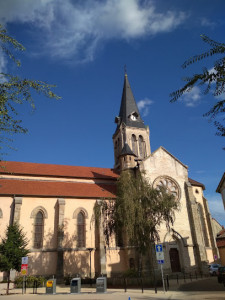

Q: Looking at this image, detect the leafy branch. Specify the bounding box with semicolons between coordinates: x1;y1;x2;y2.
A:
0;24;61;157
170;34;225;139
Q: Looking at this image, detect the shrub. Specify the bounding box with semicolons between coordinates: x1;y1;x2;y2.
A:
14;275;45;288
123;269;139;278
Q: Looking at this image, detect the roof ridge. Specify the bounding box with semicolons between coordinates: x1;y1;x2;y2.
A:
0;161;119;180
151;146;188;169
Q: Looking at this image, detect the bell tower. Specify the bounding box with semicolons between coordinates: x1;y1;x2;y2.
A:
113;73;151;171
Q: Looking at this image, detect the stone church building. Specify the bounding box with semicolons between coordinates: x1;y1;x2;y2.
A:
0;74;219;279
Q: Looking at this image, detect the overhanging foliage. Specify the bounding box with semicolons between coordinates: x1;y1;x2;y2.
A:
170;35;225;141
0;24;61;158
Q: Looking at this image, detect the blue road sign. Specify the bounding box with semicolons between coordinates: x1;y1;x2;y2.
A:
155;244;163;252
157;260;164;264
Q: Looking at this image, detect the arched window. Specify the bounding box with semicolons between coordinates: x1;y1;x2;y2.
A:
33;211;44;249
138;135;146;158
77;211;86;248
131;134;137;155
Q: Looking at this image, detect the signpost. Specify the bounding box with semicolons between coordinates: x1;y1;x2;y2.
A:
155;244;165;293
21;257;28;294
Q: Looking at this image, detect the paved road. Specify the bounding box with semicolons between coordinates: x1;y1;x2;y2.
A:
0;277;224;299
178;276;225;291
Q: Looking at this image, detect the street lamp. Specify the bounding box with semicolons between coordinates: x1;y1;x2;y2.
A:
87;248;94;287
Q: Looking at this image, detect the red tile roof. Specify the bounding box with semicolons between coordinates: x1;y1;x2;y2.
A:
0;179;116;198
0;161;119;180
216;228;225;248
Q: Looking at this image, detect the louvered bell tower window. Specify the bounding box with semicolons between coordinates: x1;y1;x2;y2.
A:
138;135;144;158
33;211;44;249
77;211;86;248
131;134;137;155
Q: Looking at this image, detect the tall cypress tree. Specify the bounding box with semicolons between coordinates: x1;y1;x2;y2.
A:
0;223;29;294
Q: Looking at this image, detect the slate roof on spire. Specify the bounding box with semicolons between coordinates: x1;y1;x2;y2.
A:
115;74;145;129
120;143;136;157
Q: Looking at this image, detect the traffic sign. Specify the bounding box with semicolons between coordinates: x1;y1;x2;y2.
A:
21;256;28;276
155;244;163;252
21;264;28;275
157;260;164;264
156;251;164;261
21;257;28;265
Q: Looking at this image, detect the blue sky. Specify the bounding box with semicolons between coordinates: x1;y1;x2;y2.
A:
0;0;224;225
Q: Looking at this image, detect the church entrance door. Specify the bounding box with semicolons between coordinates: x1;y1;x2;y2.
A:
169;248;181;272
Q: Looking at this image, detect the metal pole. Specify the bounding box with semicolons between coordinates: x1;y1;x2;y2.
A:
90;250;92;287
22;276;24;294
161;264;165;294
87;248;93;288
166;274;169;290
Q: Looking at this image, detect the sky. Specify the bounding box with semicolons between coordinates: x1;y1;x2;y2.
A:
0;0;224;225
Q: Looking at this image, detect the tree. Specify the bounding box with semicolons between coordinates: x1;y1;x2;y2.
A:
0;223;29;294
0;24;61;158
94;170;179;273
170;35;225;139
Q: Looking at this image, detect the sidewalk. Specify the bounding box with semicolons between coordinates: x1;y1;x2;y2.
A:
1;277;224;299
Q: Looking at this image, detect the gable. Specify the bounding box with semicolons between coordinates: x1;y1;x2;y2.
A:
142;146;188;181
150;146;188;169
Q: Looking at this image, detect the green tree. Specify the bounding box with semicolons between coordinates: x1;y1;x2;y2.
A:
0;24;61;158
170;35;225;139
0;223;29;294
94;170;179;272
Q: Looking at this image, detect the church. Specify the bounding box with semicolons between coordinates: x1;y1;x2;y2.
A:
0;73;219;279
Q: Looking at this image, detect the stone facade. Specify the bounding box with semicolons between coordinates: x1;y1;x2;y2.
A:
112;74;219;274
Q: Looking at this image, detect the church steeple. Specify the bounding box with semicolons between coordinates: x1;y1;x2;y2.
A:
113;73;151;171
115;74;145;131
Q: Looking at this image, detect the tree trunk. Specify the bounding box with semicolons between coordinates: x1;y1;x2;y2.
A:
6;270;10;295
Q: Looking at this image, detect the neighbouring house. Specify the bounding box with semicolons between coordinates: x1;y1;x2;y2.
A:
216;228;225;266
216;173;225;210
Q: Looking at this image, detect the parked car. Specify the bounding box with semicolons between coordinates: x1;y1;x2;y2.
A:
217;266;225;284
208;263;221;276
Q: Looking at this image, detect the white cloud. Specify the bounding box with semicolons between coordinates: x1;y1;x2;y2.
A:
195;170;206;174
0;53;6;73
200;17;216;28
0;0;187;63
182;86;202;107
0;52;8;83
137;98;154;117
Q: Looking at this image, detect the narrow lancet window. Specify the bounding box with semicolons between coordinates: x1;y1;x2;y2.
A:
138;135;144;158
77;211;86;247
33;211;44;249
131;134;137;155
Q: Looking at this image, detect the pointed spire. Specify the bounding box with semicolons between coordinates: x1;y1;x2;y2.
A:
120;143;136;157
115;74;145;129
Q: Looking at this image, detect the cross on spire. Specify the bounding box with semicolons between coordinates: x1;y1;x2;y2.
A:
124;64;127;76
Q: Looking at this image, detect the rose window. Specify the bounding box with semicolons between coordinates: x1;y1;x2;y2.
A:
153;176;181;201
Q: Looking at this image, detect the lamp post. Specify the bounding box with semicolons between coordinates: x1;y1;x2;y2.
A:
87;248;94;287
